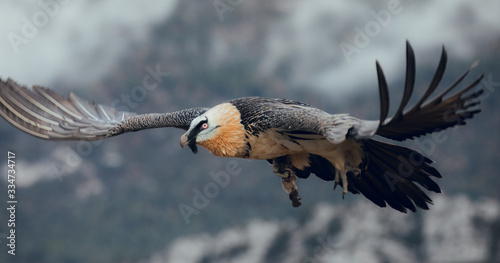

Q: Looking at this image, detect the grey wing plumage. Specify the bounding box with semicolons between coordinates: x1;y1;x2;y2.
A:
233;41;484;146
230;97;370;143
0;78;208;141
230;96;335;136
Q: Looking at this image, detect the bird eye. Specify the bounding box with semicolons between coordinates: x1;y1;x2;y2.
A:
201;123;209;129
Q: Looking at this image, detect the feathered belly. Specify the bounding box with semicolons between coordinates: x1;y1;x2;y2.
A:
244;129;364;170
244;130;293;159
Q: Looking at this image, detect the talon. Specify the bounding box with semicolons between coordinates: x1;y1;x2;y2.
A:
272;166;283;176
273;156;291;178
281;173;301;207
273;156;302;207
289;188;301;207
274;169;291;179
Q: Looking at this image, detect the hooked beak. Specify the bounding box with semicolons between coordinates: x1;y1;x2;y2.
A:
180;132;198;153
180;134;189;148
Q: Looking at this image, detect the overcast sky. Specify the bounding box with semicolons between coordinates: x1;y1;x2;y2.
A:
0;0;499;96
0;0;177;86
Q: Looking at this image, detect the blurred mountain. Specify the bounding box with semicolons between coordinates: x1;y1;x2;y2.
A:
143;196;500;263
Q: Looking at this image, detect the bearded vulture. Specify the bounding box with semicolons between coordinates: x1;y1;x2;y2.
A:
0;42;484;212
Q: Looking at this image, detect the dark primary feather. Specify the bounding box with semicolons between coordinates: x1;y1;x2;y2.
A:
393;42;416;121
374;41;484;141
0;78;208;140
376;61;390;127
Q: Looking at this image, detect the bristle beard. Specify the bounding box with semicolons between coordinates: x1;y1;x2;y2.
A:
188;140;198;153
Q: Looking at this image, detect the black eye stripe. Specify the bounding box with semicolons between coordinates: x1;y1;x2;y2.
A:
187;118;208;140
195;119;208;130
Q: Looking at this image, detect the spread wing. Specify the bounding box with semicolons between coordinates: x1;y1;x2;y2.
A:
230;96;381;145
230;97;326;133
373;41;484;141
234;41;484;145
232;42;484;213
0;78;208;141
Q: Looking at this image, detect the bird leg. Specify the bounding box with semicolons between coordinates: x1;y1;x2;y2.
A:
333;164;360;198
334;169;349;199
272;156;302;207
